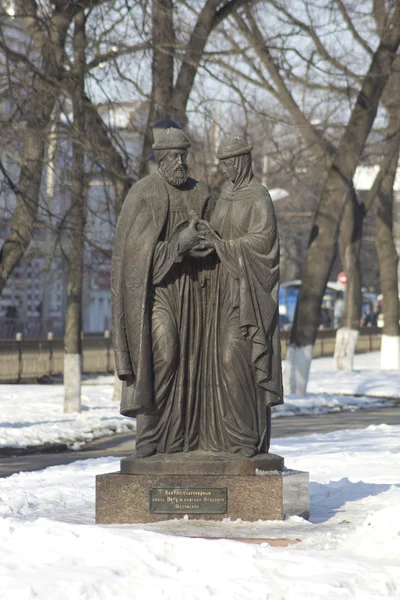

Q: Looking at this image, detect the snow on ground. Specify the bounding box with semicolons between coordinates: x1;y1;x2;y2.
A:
0;384;135;449
0;425;399;599
0;351;398;450
307;352;400;399
276;351;400;417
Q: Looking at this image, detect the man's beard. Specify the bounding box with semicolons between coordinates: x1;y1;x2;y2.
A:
159;162;188;187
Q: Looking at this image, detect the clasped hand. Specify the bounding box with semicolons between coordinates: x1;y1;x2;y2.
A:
196;220;219;249
177;218;217;257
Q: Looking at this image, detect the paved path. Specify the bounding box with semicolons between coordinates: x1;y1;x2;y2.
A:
1;406;399;478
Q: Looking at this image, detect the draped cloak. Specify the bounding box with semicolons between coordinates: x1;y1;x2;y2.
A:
111;172;211;422
199;175;283;454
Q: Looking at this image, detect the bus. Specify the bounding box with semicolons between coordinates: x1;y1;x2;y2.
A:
278;280;378;329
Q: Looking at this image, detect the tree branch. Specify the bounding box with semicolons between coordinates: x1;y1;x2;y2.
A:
373;0;388;37
283;69;359;98
268;0;360;80
0;39;54;83
336;0;374;56
86;42;150;70
234;10;335;157
171;0;255;124
81;94;133;212
212;0;254;30
206;56;276;93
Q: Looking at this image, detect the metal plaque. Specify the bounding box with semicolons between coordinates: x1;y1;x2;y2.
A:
149;487;227;514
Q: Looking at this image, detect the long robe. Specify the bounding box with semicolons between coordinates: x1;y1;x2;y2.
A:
200;176;283;454
137;181;213;453
111;172;211;453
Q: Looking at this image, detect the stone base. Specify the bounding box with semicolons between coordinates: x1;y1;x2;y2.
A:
96;466;309;524
121;450;284;475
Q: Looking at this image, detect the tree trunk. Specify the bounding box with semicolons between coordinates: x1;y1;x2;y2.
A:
171;0;220;124
139;0;175;177
64;10;86;413
285;8;400;395
139;0;247;176
0;118;48;295
83;96;132;213
375;57;400;369
0;12;70;294
334;187;364;370
377;150;400;368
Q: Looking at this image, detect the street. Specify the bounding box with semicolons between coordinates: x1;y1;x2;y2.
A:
1;405;399;478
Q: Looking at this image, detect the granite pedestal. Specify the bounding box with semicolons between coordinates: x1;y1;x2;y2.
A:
96;452;309;524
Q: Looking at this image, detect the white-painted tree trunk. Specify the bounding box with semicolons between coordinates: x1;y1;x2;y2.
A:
113;373;123;402
283;344;313;396
334;328;359;371
381;334;400;369
64;354;82;413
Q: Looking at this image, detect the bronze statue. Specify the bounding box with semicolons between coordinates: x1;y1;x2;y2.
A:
111;131;283;459
197;136;283;457
111;128;213;458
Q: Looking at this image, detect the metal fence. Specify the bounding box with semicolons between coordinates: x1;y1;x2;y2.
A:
280;326;382;359
0;317;64;340
0;336;114;383
0;328;382;383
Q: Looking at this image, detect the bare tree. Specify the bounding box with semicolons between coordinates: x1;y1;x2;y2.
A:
356;73;400;368
0;0;74;295
286;2;400;393
375;141;400;367
210;1;400;389
213;2;365;370
6;0;399;400
64;9;86;413
373;5;400;368
0;0;124;298
139;0;256;175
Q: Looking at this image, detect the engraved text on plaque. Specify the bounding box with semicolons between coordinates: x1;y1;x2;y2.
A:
149;487;227;514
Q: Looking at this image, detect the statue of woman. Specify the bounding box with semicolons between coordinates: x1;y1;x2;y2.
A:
198;136;283;457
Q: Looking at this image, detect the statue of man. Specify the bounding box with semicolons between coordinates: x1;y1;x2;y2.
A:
111;128;213;458
197;136;283;457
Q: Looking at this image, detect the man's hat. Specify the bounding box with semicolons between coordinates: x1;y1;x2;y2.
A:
216;136;253;160
152;128;190;151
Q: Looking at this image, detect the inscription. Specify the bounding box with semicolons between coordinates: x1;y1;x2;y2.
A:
149;487;227;514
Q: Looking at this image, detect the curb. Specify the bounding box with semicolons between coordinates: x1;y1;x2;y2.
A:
0;443;70;457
